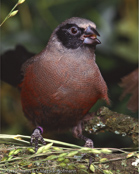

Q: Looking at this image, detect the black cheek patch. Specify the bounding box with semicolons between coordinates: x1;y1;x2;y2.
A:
56;24;84;49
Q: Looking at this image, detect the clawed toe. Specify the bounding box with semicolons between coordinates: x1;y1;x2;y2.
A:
84;138;94;148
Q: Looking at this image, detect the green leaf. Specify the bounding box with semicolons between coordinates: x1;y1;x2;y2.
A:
8;156;13;161
43;142;53;151
101;149;112;154
27;148;35;153
36;146;44;154
90;149;101;154
13;148;22;155
64;159;70;163
36;143;53;154
103;170;113;174
46;155;58;160
9;10;18;18
18;0;25;4
58;153;68;157
126;152;135;158
59;162;67;167
100;158;108;163
79;147;92;153
90;164;95;172
77;164;86;169
57;157;65;162
53;147;62;151
67;151;78;157
8;149;16;156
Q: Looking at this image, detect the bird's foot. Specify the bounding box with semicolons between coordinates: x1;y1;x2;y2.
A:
77;134;95;170
78;134;94;148
72;120;95;170
30;126;46;152
72;121;94;148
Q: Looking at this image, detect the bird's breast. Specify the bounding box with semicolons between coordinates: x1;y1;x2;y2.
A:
39;57;100;106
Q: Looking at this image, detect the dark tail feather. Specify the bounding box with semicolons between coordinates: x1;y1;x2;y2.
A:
0;45;35;87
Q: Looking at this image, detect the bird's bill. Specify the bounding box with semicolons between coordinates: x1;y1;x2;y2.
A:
81;25;101;45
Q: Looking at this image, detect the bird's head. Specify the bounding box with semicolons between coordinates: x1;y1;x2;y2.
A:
52;17;101;50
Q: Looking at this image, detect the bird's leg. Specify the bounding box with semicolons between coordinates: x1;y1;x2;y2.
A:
72;117;94;148
30;126;46;152
72;117;95;169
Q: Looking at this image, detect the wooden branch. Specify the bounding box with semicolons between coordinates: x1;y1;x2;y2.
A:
83;107;138;145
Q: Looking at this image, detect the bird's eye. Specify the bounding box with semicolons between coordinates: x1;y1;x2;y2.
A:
71;27;78;34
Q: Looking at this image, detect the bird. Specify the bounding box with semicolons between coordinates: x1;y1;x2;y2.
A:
1;17;109;152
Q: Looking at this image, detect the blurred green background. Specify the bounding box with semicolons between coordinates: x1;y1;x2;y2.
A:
0;0;138;148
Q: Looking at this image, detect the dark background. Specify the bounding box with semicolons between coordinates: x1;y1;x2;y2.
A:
0;0;138;148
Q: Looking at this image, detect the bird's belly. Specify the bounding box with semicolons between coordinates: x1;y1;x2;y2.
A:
21;61;101;131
